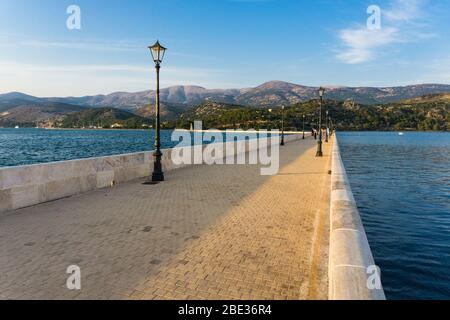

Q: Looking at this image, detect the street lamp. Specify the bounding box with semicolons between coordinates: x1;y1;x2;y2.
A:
281;105;285;146
302;114;305;140
325;110;329;143
268;109;273;131
329;112;332;137
147;40;167;183
311;117;317;140
316;87;325;157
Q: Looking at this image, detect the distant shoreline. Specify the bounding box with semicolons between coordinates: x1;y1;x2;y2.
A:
0;127;153;132
0;127;447;133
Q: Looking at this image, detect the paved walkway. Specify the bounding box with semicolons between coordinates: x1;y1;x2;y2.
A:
0;137;332;300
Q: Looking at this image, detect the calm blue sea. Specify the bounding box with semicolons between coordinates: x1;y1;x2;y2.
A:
0;128;172;167
0;128;276;168
338;132;450;300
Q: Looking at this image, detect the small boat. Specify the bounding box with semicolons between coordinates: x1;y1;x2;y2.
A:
14;125;19;129
399;132;404;136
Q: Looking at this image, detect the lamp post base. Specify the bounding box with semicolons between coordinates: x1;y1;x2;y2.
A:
151;172;165;182
316;141;323;157
151;149;165;182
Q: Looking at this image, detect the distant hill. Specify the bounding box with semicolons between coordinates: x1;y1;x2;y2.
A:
172;93;449;131
0;98;86;127
234;81;450;107
181;101;246;118
2;91;447;131
48;85;240;109
2;82;450;127
399;93;450;104
0;92;42;103
46;82;450;108
135;102;189;120
175;102;278;130
3;82;450;115
59;108;152;129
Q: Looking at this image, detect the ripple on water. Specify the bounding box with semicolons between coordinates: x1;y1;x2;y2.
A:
338;132;450;300
0;128;273;168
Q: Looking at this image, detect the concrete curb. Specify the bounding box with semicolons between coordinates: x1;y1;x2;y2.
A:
329;136;386;300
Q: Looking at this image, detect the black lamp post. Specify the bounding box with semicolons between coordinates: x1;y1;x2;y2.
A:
316;87;325;157
268;109;273;130
329;113;333;137
302;114;305;140
312;117;317;140
147;41;167;183
325;110;329;143
281;105;285;146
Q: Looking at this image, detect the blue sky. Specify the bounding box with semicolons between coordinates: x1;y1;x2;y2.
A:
0;0;449;96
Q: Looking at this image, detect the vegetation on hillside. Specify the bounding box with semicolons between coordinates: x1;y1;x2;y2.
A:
59;108;152;129
168;95;449;131
0;101;86;127
1;93;448;132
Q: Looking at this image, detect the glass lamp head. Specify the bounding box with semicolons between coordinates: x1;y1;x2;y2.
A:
149;41;167;64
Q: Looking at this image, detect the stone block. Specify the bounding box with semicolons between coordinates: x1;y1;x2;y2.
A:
79;174;97;193
331;189;356;203
330;201;364;232
1;166;42;189
0;189;12;213
331;266;386;300
330;229;374;268
332;179;351;191
43;161;75;181
96;171;115;189
72;159;97;176
44;177;82;202
0;169;4;189
95;156;121;172
9;185;40;210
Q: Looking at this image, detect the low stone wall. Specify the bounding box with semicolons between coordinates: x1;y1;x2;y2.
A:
0;133;304;215
329;137;386;300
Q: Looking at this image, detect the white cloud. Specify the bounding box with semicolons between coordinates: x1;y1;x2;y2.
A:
336;0;432;64
0;32;149;52
19;40;143;52
337;27;398;64
384;0;426;23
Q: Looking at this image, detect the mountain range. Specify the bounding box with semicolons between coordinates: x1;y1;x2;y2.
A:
0;94;86;126
1;81;450;125
47;81;450;107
